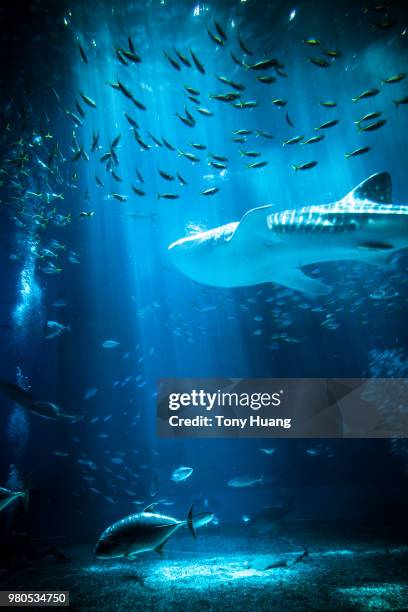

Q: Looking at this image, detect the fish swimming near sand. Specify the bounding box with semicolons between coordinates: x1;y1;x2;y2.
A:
95;503;196;559
168;172;408;296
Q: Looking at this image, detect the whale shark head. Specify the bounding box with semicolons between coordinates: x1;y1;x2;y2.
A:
168;222;239;286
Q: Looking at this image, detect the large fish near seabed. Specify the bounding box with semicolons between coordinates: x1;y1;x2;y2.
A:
168;172;408;296
95;503;196;559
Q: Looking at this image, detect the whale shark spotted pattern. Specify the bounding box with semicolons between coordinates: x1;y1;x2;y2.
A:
168;172;408;296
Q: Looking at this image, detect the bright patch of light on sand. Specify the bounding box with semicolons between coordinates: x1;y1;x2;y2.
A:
337;584;408;610
155;556;296;586
86;562;129;574
289;9;296;21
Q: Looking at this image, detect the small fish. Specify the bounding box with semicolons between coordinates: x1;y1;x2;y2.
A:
255;130;274;139
357;119;386;131
233;129;252;136
233;100;258;109
190;49;205;74
246;58;282;71
174;49;191;67
217;76;246;91
128;35;135;53
282;135;304;145
115;48;128;65
51;299;68;308
102;340;120;348
291;160;318;171
272;99;287;107
193;512;215;529
121;49;142;63
320;100;337;107
322;48;342;58
159;169;175;181
79;91;97;108
301;134;325;145
197;107;213;117
111;193;128;202
352;88;380;102
132;185;146;196
381;73;406;84
256;75;276;84
230;51;243;67
307;57;330;68
393;96;408;107
177;171;187;185
239;149;261;157
78;43;88;64
178;150;200;163
228;475;263;488
84;387;98;400
210;161;227;170
345;146;371;158
260;448;276;455
124;113;139;129
286;112;294;127
164;51;181;71
171;466;193;482
201;187;219;196
210;92;241;103
238;33;252;55
303;38;321;46
314;119;339;130
354;111;382;125
157;193;179;200
206;26;224;47
184;86;200;96
78;211;95;218
162;137;175;151
214;18;227;42
246;160;268;169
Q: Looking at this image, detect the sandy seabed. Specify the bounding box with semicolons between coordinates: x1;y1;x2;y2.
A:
1;524;408;611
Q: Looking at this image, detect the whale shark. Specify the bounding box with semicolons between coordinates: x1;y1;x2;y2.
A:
168;172;408;296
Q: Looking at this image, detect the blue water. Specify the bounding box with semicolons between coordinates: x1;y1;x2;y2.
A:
1;0;408;554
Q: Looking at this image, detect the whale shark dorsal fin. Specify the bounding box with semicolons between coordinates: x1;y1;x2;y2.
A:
345;172;392;203
232;205;279;243
144;502;159;513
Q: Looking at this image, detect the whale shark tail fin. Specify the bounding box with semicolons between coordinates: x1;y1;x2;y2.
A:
344;172;392;204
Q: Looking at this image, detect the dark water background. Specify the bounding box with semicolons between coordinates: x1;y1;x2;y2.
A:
0;0;408;539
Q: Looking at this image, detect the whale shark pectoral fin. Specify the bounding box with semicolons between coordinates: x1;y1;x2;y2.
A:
232;205;278;243
275;269;332;297
345;171;392;204
355;245;395;268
